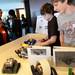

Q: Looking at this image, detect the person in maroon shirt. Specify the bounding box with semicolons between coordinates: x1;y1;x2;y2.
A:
0;9;9;45
0;20;9;44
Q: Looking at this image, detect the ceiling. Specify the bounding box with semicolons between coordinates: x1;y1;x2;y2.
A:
0;0;24;10
0;0;23;3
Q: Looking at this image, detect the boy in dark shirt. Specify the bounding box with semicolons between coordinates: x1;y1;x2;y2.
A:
35;3;60;46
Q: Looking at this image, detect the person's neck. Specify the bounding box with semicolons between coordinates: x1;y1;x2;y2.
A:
65;5;75;14
48;15;53;21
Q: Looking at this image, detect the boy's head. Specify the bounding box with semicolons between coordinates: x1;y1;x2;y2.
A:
40;3;54;15
52;0;75;5
52;0;75;13
40;3;54;21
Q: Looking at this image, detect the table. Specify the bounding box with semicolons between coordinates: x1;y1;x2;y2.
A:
0;34;75;75
0;35;32;75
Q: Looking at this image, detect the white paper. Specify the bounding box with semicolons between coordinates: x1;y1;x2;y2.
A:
27;46;51;65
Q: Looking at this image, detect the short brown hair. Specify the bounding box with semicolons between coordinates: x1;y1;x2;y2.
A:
40;3;54;15
52;0;75;5
52;0;65;3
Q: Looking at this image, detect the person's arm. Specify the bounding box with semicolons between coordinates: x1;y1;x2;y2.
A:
35;35;57;46
60;31;64;46
35;16;58;46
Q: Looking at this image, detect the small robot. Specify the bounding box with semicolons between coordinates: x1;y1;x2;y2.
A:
2;58;20;73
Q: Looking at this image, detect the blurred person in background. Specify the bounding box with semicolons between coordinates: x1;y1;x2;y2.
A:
0;9;2;20
0;9;9;45
6;9;22;41
21;14;28;35
0;19;9;45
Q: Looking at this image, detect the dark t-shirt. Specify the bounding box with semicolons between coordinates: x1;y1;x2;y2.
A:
48;16;60;55
48;16;60;46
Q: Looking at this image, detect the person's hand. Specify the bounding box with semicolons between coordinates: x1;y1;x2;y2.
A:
34;41;44;46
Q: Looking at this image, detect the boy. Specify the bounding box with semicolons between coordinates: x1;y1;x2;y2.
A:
52;0;75;46
35;3;60;46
